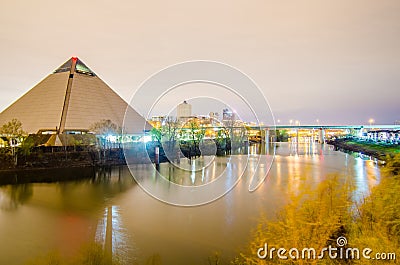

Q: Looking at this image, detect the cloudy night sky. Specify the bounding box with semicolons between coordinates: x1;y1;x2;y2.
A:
0;0;399;125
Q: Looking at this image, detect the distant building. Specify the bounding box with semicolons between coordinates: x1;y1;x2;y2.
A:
209;112;218;119
222;108;235;121
177;101;192;122
209;112;219;126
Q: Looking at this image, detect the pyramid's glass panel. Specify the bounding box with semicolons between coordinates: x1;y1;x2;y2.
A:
53;59;72;73
75;60;96;76
53;58;96;76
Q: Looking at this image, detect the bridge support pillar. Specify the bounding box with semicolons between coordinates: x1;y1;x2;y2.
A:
263;129;270;155
318;129;325;143
265;129;270;145
354;128;362;138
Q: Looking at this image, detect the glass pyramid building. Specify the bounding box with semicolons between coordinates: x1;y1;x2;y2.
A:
0;57;150;135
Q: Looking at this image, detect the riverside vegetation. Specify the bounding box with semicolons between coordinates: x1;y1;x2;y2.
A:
230;154;400;265
327;137;400;161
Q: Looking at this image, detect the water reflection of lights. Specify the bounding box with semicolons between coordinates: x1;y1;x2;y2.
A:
353;157;380;201
276;156;282;186
287;156;302;194
96;206;136;265
212;160;216;180
190;160;196;184
152;156;232;187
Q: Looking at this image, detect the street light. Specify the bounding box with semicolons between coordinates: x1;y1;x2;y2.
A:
289;119;293;126
369;118;375;126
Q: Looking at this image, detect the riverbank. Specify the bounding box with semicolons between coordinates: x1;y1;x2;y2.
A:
0;141;231;184
0;166;98;185
0;140;238;173
327;137;400;161
0;147;127;170
0;146;138;185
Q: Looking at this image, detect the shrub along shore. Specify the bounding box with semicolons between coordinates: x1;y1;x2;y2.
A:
232;154;400;264
327;137;400;161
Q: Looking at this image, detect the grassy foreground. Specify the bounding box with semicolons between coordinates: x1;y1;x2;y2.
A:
232;155;400;264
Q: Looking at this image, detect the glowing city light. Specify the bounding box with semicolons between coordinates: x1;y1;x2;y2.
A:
369;118;375;126
106;134;117;143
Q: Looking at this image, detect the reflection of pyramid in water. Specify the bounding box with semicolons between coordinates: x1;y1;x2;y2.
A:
0;57;149;134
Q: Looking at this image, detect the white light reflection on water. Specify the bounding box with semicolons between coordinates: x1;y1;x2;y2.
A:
353;157;380;201
95;205;136;265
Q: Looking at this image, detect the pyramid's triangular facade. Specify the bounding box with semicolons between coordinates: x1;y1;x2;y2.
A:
0;57;150;134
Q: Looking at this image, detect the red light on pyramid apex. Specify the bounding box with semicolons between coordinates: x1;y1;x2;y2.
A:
53;57;95;76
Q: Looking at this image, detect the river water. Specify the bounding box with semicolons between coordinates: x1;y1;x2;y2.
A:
0;143;381;265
